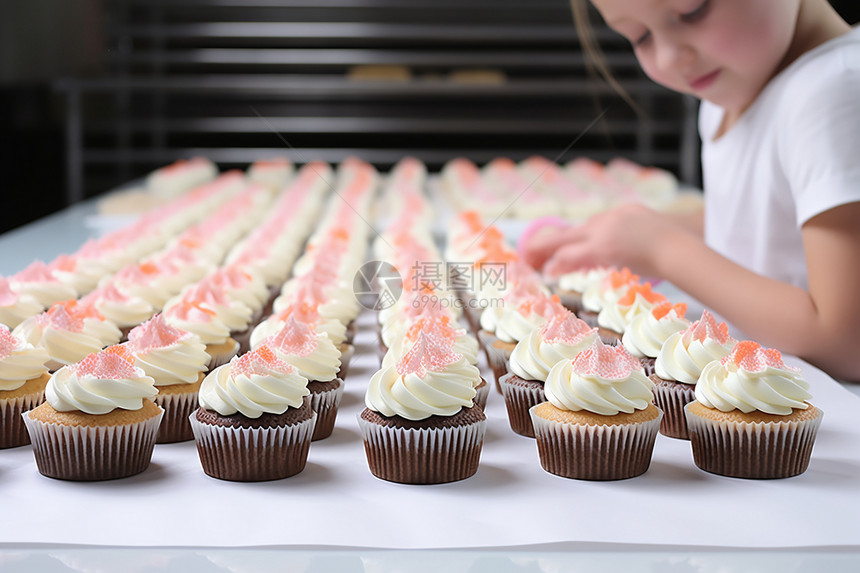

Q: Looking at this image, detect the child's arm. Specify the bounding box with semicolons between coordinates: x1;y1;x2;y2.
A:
525;202;860;381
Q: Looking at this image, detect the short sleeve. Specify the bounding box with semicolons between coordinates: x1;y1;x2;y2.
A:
778;58;860;227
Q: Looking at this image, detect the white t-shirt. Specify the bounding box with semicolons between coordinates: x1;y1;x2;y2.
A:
700;26;860;290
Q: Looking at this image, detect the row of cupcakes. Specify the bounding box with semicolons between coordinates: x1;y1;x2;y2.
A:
360;168;488;485
0;170;243;330
1;163;330;450
440;157;683;222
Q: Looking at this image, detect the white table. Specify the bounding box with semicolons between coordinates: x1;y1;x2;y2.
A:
2;196;859;572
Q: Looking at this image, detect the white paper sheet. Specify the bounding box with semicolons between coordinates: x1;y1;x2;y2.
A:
2;310;859;550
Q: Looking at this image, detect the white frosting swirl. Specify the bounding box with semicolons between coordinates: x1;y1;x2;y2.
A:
130;336;209;387
46;355;157;415
544;343;653;416
364;355;479;421
654;313;736;384
382;332;478;368
622;307;690;359
250;314;346;348
597;289;664;335
509;322;599;382
266;328;342;383
558;267;610;294
198;353;309;418
695;342;811;415
0;328;49;390
0;278;44;329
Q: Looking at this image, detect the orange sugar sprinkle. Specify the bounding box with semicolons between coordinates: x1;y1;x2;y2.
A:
617;283;666;306
608;268;640;290
651;302;687;320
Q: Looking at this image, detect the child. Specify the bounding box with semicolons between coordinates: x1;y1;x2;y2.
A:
523;0;860;381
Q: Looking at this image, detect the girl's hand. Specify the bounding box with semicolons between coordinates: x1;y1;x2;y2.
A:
525;203;682;277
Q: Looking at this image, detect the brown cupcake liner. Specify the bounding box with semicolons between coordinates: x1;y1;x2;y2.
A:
1;391;46;449
684;404;823;479
576;310;599;328
309;378;345;441
476;330;510;390
463;305;482;334
357;415;487;484
21;408;164;481
189;411;316;481
530;406;662;480
345;320;356;345
474;378;490;411
639;356;656;377
338;343;355;382
651;378;697;440
499;373;546;438
154;389;199;443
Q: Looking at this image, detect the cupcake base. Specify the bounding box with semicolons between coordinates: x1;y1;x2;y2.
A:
476;329;513;390
22;400;164;481
650;375;696;439
358;406;487;485
685;402;823;479
189;398;316;482
153;376;204;443
474;378;490;410
205;338;240;369
530;402;662;481
0;373;49;449
498;373;546;438
308;378;344;441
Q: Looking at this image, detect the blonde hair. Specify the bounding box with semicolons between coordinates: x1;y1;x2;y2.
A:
570;0;643;115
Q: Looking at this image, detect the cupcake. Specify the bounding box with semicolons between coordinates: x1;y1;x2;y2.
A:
265;316;343;441
552;267;610;314
13;301;122;372
1;325;50;448
500;311;598;437
380;315;487;409
22;345;163;481
127;314;210;443
189;346;316;482
577;267;639;327
651;309;736;439
685;341;823;479
596;282;666;343
83;282;156;340
359;331;486;484
621;302;689;376
162;294;238;369
0;276;44;329
8;261;77;308
530;340;662;480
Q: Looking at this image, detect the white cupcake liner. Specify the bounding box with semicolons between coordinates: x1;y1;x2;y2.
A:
1;391;46;449
499;373;546;438
476;330;510;389
652;379;696;440
529;405;663;480
153;389;199;443
21;408;164;481
309;378;345;441
189;411;317;481
357;414;487;484
684;404;823;479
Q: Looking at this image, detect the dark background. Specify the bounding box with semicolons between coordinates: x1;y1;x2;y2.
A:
1;0;857;235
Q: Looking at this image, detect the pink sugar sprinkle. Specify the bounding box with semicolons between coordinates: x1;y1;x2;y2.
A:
684;309;731;345
49;255;77;273
39;305;85;333
231;345;293;377
128;314;189;351
12;261;58;284
542;312;597;345
73;346;138;379
396;331;462;377
0;277;18;306
187;278;230;308
722;340;797;373
266;316;319;357
0;326;21;358
210;266;250;291
97;283;130;303
572;340;641;379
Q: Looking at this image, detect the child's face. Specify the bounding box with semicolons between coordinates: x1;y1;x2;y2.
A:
591;0;801;113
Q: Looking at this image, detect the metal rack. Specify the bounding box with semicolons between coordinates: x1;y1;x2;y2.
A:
58;0;698;203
